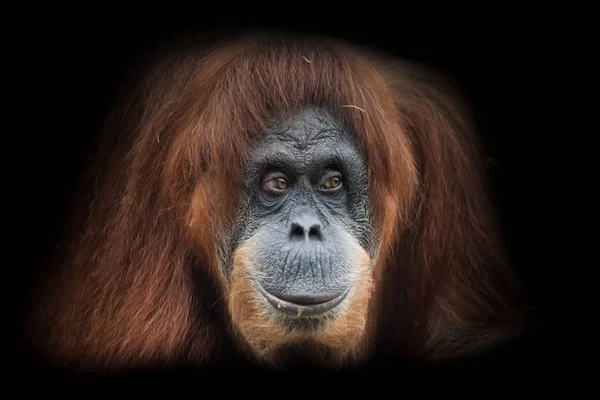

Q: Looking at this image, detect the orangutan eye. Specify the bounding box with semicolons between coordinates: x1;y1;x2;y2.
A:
318;172;343;191
262;172;290;195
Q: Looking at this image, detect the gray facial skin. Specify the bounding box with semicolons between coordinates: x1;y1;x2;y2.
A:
226;106;372;315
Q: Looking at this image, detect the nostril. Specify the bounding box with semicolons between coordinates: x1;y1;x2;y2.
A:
289;222;322;241
308;225;322;240
290;223;305;240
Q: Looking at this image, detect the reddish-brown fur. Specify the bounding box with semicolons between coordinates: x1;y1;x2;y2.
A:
27;32;525;371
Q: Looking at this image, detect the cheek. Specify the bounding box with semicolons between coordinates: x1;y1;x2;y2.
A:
347;197;374;255
217;206;267;277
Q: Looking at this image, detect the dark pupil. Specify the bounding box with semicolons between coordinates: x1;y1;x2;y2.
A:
326;177;340;188
276;178;286;188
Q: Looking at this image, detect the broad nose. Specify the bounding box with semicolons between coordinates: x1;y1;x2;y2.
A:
289;212;323;242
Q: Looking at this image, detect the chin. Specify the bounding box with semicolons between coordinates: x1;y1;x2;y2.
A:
226;236;375;368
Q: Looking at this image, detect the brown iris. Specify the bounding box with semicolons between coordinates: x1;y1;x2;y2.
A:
263;172;290;195
319;172;343;191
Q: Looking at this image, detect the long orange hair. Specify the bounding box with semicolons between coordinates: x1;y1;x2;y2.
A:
27;32;525;370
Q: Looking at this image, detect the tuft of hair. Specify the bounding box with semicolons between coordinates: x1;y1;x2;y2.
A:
26;31;526;370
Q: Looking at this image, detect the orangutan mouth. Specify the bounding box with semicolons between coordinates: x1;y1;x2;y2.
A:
257;284;351;317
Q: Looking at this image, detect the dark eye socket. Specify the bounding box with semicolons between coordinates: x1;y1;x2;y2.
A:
262;171;290;196
318;170;343;192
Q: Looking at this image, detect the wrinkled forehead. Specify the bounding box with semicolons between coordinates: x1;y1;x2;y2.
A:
251;106;361;166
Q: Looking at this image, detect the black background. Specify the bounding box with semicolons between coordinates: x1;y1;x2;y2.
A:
17;8;570;381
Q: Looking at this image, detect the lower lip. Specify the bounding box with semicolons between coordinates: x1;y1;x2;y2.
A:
257;285;351;317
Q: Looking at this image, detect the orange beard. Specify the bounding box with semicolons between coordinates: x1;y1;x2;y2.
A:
227;235;374;368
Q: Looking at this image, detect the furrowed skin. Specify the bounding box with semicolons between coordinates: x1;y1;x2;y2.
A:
228;235;374;368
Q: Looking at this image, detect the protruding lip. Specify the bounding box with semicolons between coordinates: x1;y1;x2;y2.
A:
257;284;351;317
